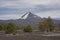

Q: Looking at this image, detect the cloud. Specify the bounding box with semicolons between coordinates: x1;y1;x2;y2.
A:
0;0;60;19
36;10;60;18
0;14;21;20
0;0;60;8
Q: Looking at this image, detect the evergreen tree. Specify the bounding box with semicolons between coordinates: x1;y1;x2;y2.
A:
5;22;17;35
58;23;60;29
0;24;3;31
47;16;55;32
39;21;48;32
38;16;55;32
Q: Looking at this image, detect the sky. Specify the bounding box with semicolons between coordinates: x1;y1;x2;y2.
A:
0;0;60;20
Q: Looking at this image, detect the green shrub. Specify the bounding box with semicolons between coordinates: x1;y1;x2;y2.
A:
23;25;33;32
5;22;17;35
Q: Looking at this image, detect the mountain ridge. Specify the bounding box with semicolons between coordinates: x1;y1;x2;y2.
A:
0;12;60;29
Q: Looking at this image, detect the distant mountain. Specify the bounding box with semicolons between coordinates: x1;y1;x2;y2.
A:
0;12;60;29
18;12;42;28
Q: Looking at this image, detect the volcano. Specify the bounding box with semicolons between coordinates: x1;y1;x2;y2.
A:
0;12;60;29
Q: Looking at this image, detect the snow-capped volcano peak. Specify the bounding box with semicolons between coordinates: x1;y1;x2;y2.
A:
21;12;41;19
21;12;30;19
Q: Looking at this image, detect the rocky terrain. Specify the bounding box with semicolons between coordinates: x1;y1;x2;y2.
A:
0;31;60;40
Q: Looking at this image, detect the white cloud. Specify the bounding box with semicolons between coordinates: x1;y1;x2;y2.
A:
0;10;60;20
0;0;60;8
0;14;21;20
49;0;60;5
36;10;60;18
0;0;60;19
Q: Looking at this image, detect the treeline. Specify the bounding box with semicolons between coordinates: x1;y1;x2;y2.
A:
0;16;60;35
0;22;33;35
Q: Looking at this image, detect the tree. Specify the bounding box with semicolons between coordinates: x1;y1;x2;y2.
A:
23;25;33;32
38;16;55;32
0;24;3;31
5;22;17;35
47;16;55;32
58;23;60;29
38;21;48;32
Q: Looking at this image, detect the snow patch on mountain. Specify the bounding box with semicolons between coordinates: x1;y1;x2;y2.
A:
20;12;41;20
21;13;29;19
